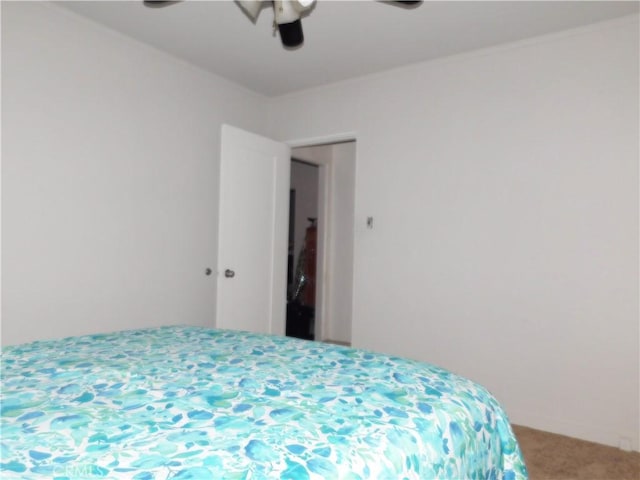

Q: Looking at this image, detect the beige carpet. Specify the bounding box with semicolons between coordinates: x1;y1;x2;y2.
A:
513;425;640;480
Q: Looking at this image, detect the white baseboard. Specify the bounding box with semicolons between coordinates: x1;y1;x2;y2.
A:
509;410;639;452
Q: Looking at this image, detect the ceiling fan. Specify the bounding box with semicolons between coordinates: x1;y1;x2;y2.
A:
143;0;421;49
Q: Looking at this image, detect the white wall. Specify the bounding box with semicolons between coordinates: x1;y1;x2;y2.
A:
1;2;268;346
268;16;639;450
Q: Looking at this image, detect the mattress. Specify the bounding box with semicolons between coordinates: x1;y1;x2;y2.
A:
1;326;527;479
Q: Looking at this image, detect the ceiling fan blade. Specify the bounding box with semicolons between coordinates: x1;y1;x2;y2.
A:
143;1;181;8
236;0;265;21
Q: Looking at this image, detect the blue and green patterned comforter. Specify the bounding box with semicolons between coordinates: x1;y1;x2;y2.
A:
1;326;527;479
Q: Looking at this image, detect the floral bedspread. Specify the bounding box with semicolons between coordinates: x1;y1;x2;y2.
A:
1;326;527;479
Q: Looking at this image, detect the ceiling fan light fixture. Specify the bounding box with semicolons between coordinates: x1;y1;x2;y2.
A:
143;0;180;8
274;0;305;47
387;0;422;8
274;0;300;24
278;19;304;47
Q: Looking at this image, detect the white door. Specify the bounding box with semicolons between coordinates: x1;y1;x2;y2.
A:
216;124;291;335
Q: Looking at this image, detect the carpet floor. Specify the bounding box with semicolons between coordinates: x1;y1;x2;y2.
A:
513;425;640;480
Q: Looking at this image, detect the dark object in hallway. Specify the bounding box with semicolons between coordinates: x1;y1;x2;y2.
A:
290;218;317;307
287;218;317;340
286;301;314;340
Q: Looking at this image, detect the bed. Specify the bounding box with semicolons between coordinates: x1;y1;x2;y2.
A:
1;326;527;479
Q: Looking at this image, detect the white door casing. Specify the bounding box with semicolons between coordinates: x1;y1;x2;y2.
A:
216;124;290;335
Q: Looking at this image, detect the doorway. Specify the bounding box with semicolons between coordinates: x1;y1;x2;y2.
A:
286;159;319;340
284;141;356;345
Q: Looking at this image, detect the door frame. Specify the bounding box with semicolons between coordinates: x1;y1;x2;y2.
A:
286;132;357;342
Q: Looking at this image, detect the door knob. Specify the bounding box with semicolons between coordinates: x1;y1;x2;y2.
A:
224;269;235;278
